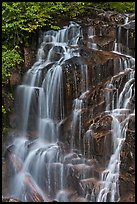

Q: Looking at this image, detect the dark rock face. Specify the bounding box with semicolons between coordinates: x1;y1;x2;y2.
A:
9;73;21;86
119;114;135;202
24;47;37;71
116;22;135;57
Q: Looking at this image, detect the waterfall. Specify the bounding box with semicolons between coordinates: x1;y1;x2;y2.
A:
88;26;98;49
8;21;84;202
96;36;135;202
4;20;134;202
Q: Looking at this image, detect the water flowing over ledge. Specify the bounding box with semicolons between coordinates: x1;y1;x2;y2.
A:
3;17;135;202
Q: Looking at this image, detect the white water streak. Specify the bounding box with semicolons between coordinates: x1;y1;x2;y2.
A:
97;56;135;202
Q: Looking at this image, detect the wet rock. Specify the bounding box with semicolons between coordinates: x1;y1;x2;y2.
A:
2;158;13;197
24;47;37;70
72;196;88;202
83;115;113;163
43;42;54;58
44;163;65;196
9;73;21;86
116;23;135;57
123;20;135;30
2;197;22;202
9;112;17;129
41;42;65;62
120;130;135;174
55;188;78;202
85;159;99;167
65;164;81;189
70;163;93;180
119;112;135;203
23;173;45;202
128;13;135;21
101;11;124;23
62;56;86;115
92;35;115;51
93;102;105;118
128;114;135;131
119;173;135;202
79;177;101;197
63;152;79;164
50;45;65;61
80;47;123;87
91;131;112;158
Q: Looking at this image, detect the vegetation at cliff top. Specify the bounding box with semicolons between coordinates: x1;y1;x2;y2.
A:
2;2;135;131
2;2;135;83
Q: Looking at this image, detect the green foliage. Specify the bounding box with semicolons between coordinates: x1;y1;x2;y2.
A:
2;46;23;84
2;105;6;114
86;2;135;12
109;2;135;12
2;2;135;43
2;45;23;124
2;2;68;35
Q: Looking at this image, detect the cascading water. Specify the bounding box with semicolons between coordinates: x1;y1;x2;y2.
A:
96;19;135;202
7;21;87;202
88;26;98;50
96;65;135;202
4;18;135;202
